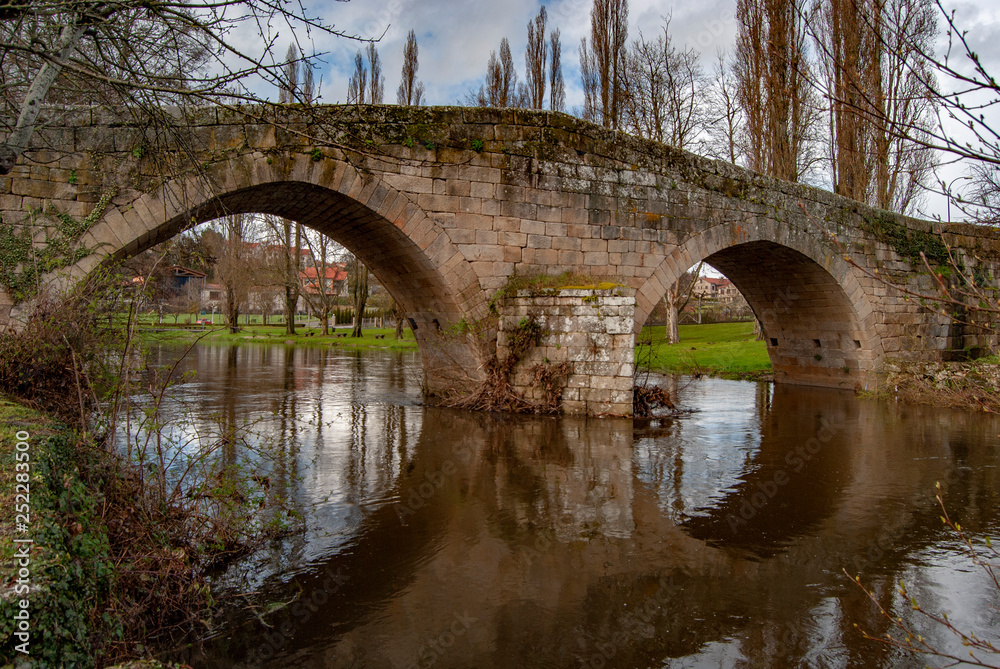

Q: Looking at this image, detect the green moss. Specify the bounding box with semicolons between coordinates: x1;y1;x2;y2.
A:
861;212;950;267
499;272;620;297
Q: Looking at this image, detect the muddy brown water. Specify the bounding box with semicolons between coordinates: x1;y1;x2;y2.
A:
142;343;1000;668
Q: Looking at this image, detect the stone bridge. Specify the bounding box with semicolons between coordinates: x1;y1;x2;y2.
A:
2;105;999;414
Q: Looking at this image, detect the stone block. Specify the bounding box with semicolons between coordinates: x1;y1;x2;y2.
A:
526;234;552;249
471;181;494;198
584;251;610;266
520;220;546;236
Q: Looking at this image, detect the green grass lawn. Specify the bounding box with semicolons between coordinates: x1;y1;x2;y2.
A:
637;321;772;378
139;323;419;350
138;319;768;373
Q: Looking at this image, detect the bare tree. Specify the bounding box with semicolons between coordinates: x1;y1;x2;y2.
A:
469;37;521;107
525;7;548;109
664;264;703;344
299;230;342;336
396;29;425;106
550;29;566;113
213;214;255;334
279;44;299;105
282;218;302;334
809;0;936;213
0;1;357;175
580;0;629;128
734;0;819;182
366;42;384;104
704;51;744;164
348;50;368;105
347;254;369;338
622;19;708;148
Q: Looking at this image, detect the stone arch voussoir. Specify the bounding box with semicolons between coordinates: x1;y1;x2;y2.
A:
637;221;884;388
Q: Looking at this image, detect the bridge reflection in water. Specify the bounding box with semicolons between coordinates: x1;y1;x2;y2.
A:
151;344;1000;669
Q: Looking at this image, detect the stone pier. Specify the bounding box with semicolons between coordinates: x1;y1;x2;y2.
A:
499;287;636;416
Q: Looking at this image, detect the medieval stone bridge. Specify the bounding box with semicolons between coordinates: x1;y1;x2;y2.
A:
2;104;998;414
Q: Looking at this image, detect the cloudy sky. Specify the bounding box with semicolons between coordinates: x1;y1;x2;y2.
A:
264;0;1000;221
300;0;739;108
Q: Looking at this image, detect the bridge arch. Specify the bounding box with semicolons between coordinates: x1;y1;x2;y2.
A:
64;152;486;394
637;222;882;388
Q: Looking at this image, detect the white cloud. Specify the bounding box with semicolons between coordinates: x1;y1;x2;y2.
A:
305;0;740;106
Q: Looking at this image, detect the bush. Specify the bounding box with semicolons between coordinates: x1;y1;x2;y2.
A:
0;273;128;426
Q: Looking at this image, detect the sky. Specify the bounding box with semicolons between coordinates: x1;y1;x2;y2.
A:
264;0;1000;222
300;0;738;109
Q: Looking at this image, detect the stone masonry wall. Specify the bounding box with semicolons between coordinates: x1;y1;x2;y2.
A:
5;105;1000;398
499;288;635;416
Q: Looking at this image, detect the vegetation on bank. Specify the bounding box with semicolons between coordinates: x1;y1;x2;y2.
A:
0;282;301;667
878;360;1000;413
637;322;772;379
0;397;186;666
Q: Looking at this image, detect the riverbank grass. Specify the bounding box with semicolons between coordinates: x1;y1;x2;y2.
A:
637;322;772;378
140;324;418;350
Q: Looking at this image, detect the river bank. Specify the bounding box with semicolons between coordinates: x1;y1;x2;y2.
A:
0;397;126;665
880;360;1000;413
139;324;419;351
0;390;289;668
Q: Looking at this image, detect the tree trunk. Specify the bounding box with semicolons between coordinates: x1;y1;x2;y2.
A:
350;264;369;338
225;284;239;334
321;314;329;336
666;302;680;344
395;315;404;339
0;21;88;174
284;286;296;335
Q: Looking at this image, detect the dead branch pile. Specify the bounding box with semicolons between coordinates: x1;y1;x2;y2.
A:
633;384;676;417
445;314;570;414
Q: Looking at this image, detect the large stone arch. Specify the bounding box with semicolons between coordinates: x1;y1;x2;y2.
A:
57;152;486;395
635;220;882;388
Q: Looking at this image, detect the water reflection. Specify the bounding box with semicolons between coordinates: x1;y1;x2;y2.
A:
148;344;1000;669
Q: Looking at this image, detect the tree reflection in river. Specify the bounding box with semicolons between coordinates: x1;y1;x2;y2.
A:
144;344;1000;669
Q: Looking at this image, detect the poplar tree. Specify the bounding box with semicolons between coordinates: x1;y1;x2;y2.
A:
396;29;425;106
579;0;629;129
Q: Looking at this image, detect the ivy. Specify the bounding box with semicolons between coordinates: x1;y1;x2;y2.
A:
861;212;950;268
0;188;117;303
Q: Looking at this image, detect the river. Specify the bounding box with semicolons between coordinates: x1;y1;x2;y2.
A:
142;342;1000;668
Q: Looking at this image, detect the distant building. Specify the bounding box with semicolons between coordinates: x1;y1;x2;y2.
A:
692;277;739;303
166;265;206;293
200;282;225;308
299;264;348;297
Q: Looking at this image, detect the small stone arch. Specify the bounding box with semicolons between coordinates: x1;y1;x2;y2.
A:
636;220;882;388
